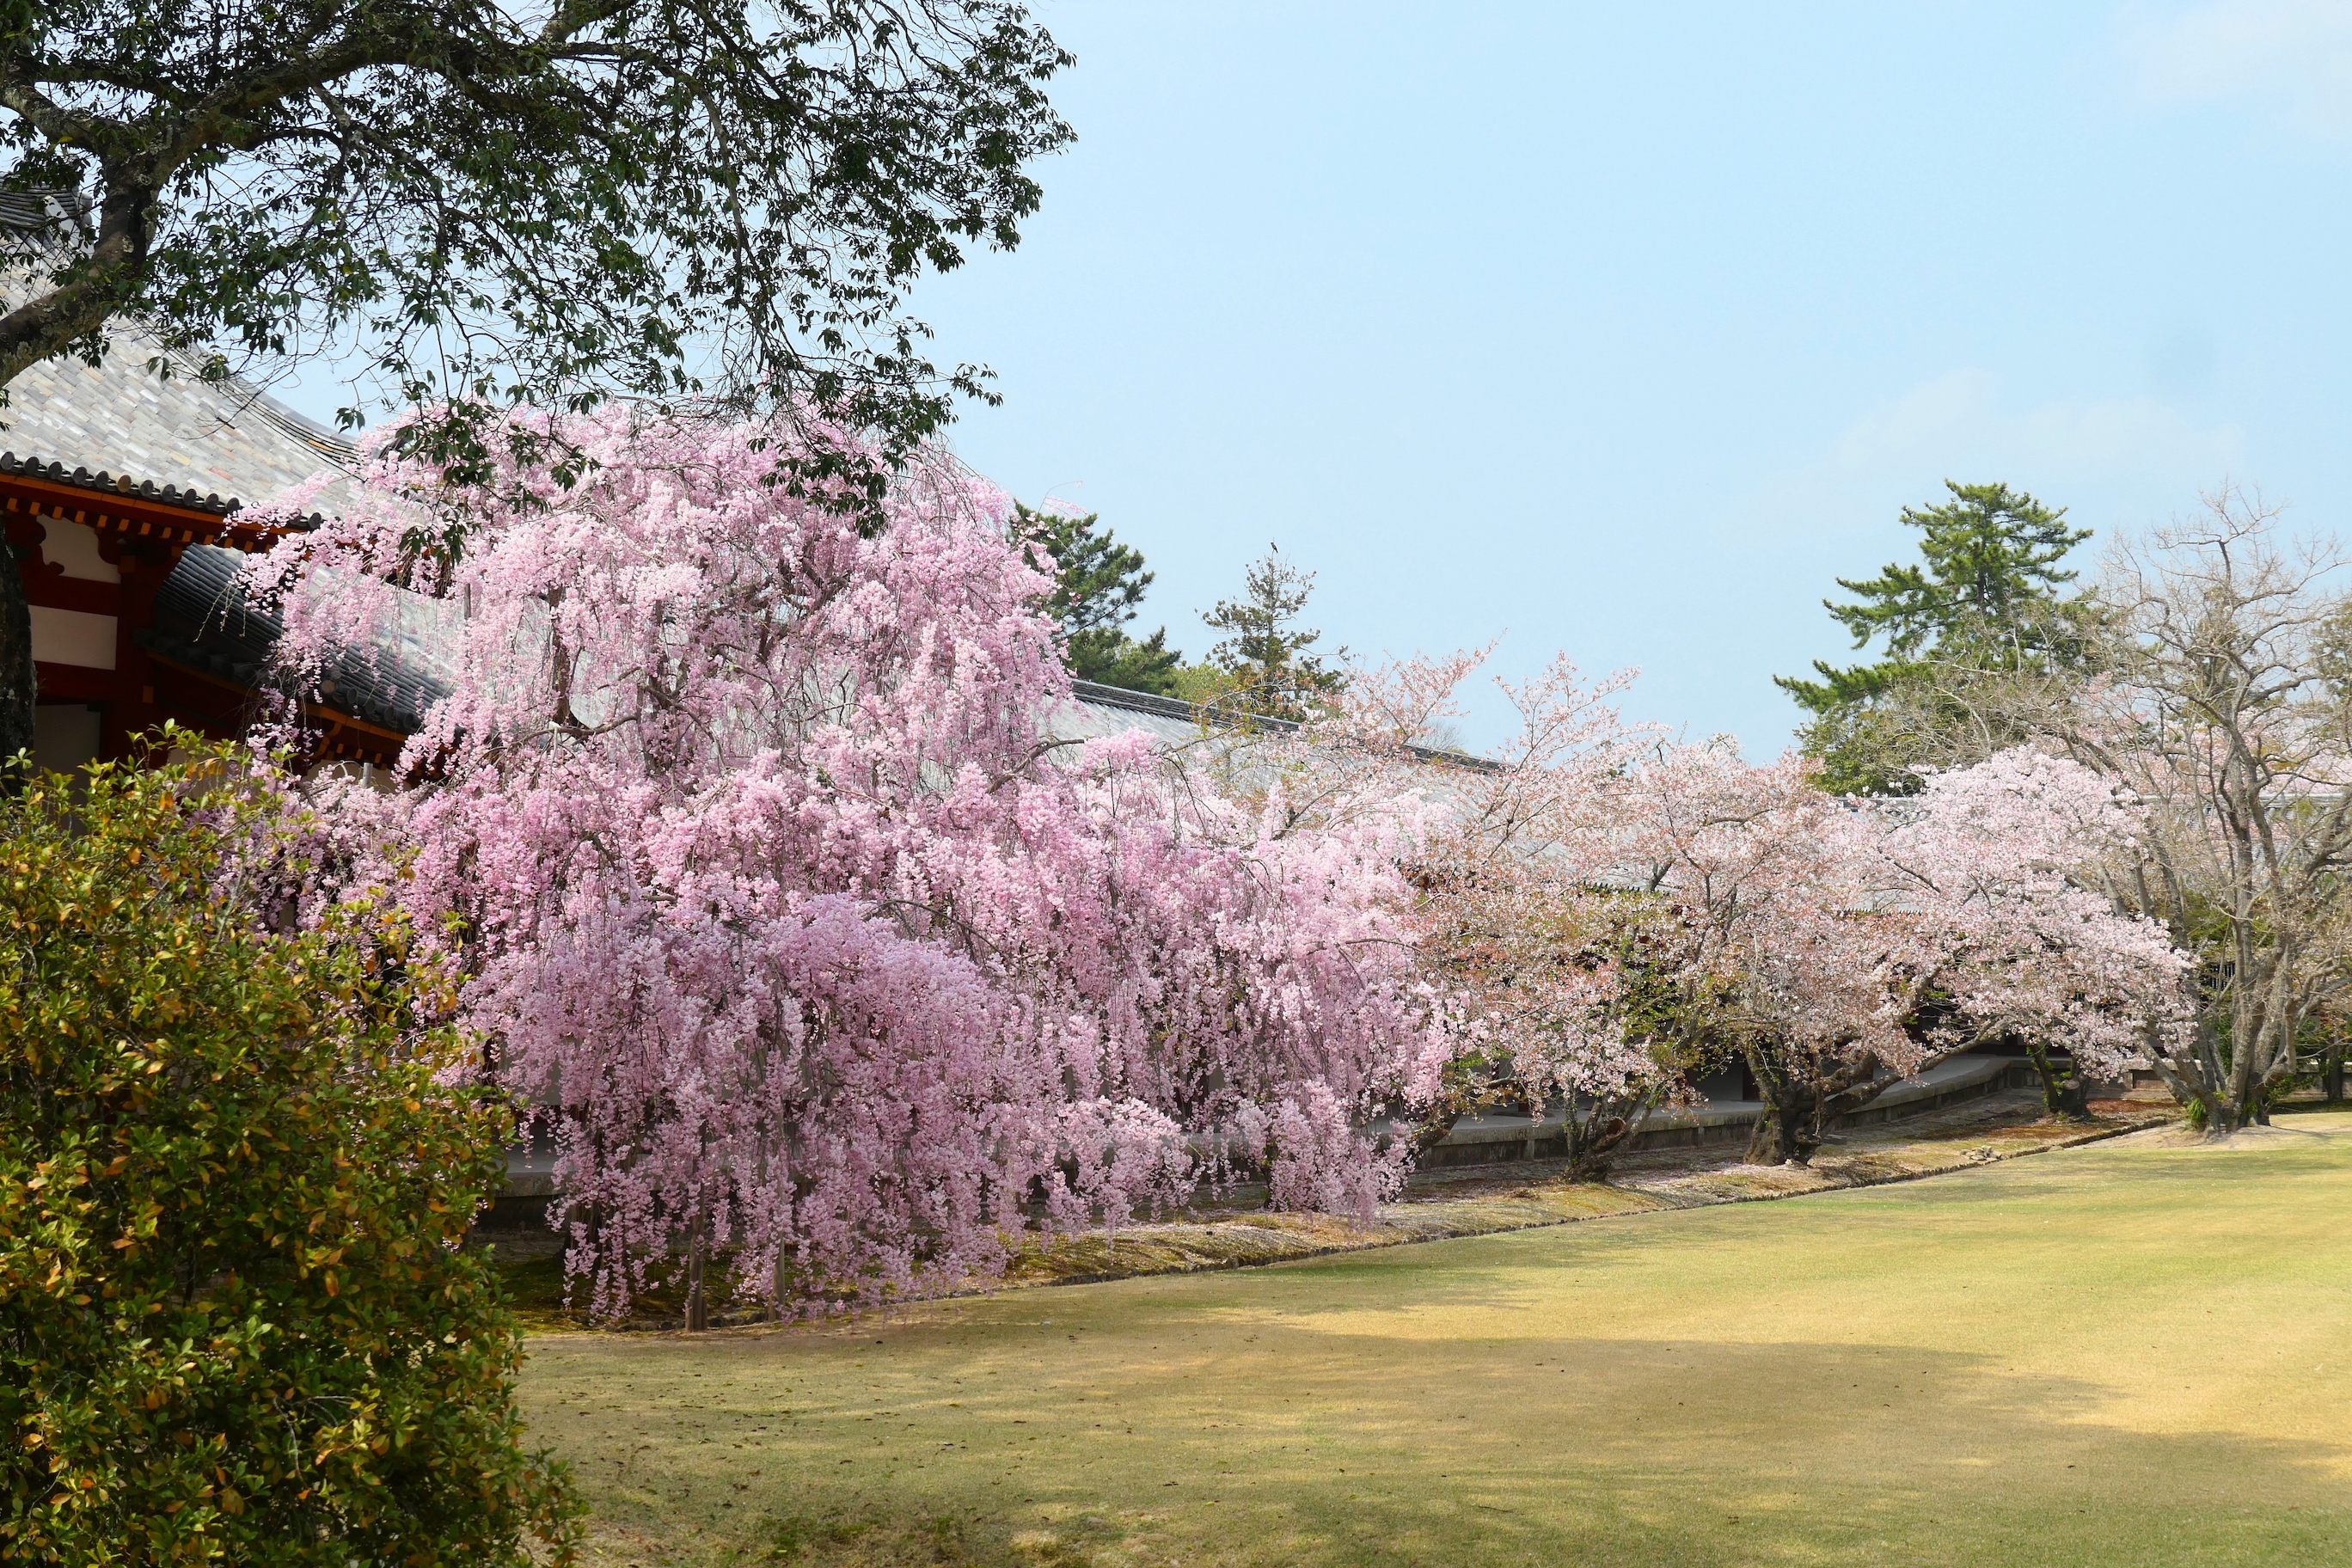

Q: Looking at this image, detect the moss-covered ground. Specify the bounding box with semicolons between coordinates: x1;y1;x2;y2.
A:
518;1108;2352;1566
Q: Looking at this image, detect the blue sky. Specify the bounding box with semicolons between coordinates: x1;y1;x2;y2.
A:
282;1;2352;751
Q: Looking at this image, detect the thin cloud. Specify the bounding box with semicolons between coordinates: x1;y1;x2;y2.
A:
1749;369;2245;536
2117;0;2352;136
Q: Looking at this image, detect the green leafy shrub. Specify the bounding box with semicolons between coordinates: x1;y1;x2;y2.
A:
0;747;579;1564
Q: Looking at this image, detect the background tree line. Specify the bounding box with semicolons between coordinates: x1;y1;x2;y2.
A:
1775;479;2352;1131
1017;502;1346;721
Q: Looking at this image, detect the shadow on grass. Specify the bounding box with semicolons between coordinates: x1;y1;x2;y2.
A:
536;1323;2352;1568
525;1118;2352;1565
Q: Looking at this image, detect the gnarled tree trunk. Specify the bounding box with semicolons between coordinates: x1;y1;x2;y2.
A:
2024;1040;2092;1120
1741;1045;1898;1167
0;536;34;773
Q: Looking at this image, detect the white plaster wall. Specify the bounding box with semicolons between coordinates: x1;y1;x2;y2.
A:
29;605;117;669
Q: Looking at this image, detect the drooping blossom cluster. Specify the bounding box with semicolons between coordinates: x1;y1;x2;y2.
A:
249;408;1449;1314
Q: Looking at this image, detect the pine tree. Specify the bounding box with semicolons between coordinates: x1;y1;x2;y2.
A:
1776;481;2091;793
1014;503;1184;695
1202;545;1347;722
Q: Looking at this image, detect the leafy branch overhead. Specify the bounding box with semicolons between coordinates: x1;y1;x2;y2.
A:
0;0;1072;483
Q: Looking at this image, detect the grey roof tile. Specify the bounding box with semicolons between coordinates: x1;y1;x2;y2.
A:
1;319;356;514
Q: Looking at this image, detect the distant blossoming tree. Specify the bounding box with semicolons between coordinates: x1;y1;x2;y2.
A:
1294;648;1679;1177
252;410;1450;1320
1618;743;2187;1164
1312;644;2192;1171
1877;748;2193;1118
1281;652;2184;1173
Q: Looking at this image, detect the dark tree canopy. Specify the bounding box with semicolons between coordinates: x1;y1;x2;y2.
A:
1203;543;1346;722
1776;481;2092;794
0;0;1069;462
1015;501;1184;695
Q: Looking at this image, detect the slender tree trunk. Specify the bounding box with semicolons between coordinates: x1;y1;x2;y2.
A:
0;538;35;772
2173;1014;2241;1137
2326;1046;2344;1106
684;1224;708;1332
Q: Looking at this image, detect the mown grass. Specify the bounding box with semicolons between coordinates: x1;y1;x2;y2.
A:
483;1191;1673;1334
519;1109;2352;1566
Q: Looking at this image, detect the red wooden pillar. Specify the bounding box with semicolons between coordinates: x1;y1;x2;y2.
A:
94;530;182;762
0;469;312;769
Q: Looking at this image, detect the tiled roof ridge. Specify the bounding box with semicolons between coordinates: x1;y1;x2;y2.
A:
156;343;360;470
1065;677;1499;771
0;450;323;531
0;189;93;240
1067;677;1301;734
144;545;450;738
0;229;359;474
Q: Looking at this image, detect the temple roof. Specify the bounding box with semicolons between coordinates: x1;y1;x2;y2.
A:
141;544;453;739
1;321;355;517
0;327;1428;764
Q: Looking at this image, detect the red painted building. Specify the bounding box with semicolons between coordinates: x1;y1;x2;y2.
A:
3;328;415;770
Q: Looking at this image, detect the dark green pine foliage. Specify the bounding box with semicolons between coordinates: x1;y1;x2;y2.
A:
1776;481;2091;794
1014;503;1185;695
1203;545;1348;723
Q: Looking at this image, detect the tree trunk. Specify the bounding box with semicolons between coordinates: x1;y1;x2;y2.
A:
683;1227;708;1332
1741;1075;1822;1166
2024;1042;2091;1120
1742;1102;1822;1166
0;537;35;773
1740;1044;1891;1166
2326;1048;2344;1106
1561;1110;1636;1182
2050;1075;2091;1118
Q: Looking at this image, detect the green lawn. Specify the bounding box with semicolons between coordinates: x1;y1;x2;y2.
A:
521;1111;2352;1567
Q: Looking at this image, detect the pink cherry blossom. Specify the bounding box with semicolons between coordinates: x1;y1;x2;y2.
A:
1884;748;2193;1088
248;408;1451;1316
1615;742;2189;1161
1307;646;2190;1167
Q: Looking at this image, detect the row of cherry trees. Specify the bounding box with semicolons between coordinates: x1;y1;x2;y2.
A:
1293;650;2191;1170
248;411;2191;1318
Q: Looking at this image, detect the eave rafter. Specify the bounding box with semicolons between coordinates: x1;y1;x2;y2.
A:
0;462;310;554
